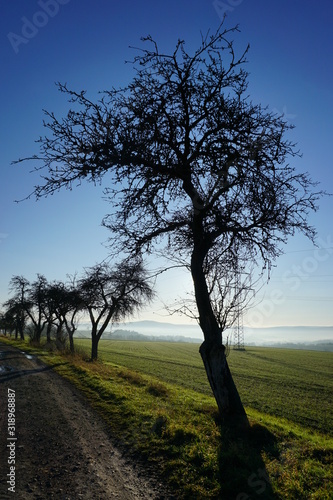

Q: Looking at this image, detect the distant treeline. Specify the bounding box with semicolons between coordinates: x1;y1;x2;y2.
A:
246;341;333;352
76;329;202;344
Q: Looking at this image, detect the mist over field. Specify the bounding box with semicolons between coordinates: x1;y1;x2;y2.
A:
77;320;333;348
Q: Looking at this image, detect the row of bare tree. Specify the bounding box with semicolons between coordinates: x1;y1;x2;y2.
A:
0;259;154;360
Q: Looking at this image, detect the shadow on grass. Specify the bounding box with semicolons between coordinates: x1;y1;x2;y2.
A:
218;417;278;499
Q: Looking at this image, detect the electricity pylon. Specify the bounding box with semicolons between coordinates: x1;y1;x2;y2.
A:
233;261;245;350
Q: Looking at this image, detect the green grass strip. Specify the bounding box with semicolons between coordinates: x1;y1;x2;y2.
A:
1;336;332;499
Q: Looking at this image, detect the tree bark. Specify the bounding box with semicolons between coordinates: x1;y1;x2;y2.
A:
199;340;248;425
19;323;25;340
191;246;248;426
91;334;99;361
89;305;115;361
34;325;42;344
64;316;77;354
68;332;75;354
46;322;52;343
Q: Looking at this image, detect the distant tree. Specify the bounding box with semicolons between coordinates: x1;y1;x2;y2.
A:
0;308;17;337
41;283;58;343
46;278;83;353
63;275;85;354
0;312;5;334
6;275;31;340
2;302;21;339
5;275;83;350
25;274;49;343
78;259;154;360
15;22;324;423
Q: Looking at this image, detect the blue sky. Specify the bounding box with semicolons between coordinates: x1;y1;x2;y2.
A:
1;0;332;330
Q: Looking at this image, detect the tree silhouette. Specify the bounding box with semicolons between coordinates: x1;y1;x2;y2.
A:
0;303;26;339
78;259;154;360
15;22;323;422
44;280;83;351
6;275;32;340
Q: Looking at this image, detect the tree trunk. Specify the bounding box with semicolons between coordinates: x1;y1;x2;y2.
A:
19;321;25;340
37;326;43;343
191;246;248;426
91;333;99;361
35;330;41;343
55;321;66;349
69;332;75;354
46;322;52;343
89;307;115;361
200;340;248;425
64;318;76;354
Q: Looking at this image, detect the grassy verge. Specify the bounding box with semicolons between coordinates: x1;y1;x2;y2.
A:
74;338;333;435
1;336;332;499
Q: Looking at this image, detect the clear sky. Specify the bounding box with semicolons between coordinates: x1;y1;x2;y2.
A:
1;0;332;329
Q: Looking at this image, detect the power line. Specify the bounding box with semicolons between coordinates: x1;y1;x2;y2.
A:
253;295;333;302
271;274;333;278
283;297;333;302
270;279;333;283
284;247;333;254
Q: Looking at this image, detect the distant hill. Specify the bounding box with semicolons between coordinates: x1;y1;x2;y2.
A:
76;328;201;343
75;321;333;350
247;340;333;352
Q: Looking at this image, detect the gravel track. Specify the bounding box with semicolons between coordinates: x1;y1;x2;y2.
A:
0;343;175;499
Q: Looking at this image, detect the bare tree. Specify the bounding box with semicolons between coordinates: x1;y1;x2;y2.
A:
0;312;7;335
46;278;83;353
2;301;24;339
5;275;32;340
78;259;154;360
40;281;59;344
0;307;20;338
15;22;323;423
26;274;50;343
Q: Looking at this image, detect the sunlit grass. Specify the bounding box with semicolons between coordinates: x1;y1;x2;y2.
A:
1;335;332;499
76;338;333;435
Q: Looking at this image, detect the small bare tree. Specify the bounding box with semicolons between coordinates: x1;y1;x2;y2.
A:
6;276;33;340
26;274;49;343
78;259;154;360
45;279;83;352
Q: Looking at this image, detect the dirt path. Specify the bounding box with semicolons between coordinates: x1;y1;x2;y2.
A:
0;344;175;499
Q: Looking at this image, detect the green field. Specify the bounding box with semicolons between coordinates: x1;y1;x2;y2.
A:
77;339;333;436
2;336;332;498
